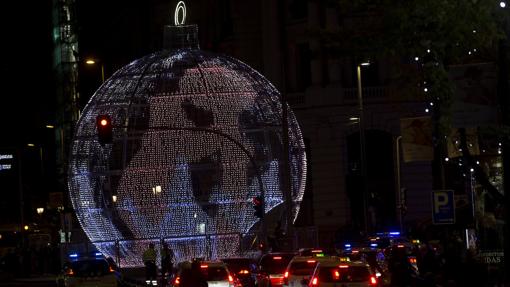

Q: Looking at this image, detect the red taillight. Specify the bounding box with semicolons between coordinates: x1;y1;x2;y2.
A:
311;277;318;285
228;275;234;283
409;257;417;264
370;276;377;285
239;269;249;274
66;268;74;276
273;256;282;260
200;264;208;268
284;271;289;278
307;260;316;263
174;276;180;285
109;266;115;273
333;270;340;279
338;265;349;268
397;244;405;248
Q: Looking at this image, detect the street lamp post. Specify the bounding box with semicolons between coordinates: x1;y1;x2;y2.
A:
356;62;370;235
85;59;105;83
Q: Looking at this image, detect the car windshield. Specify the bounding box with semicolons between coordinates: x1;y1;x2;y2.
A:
289;261;317;276
200;266;229;281
221;258;255;273
70;259;110;277
259;254;294;274
318;266;370;283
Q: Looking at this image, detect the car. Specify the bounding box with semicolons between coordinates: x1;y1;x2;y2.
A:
171;260;239;287
255;252;296;287
57;254;119;287
221;257;257;287
307;261;378;287
297;248;337;257
283;256;341;287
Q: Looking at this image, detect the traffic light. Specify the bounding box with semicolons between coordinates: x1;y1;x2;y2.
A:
96;114;113;145
253;196;264;219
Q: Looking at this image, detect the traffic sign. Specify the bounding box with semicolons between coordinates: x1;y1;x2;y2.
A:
432;190;455;224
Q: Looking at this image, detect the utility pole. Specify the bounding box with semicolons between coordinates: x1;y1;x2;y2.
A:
277;0;295;250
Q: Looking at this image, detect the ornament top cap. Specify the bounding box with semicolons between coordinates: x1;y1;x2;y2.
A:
174;1;186;26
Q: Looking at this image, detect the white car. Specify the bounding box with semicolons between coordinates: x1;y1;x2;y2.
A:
307;261;378;287
283;256;341;287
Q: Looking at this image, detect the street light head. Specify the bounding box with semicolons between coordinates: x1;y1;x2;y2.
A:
36;207;44;215
85;59;96;65
27;143;35;147
360;62;370;66
349;117;359;121
45;125;55;129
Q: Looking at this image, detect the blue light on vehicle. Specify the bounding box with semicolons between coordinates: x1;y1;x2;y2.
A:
95;252;102;256
69;253;78;258
389;231;400;236
344;244;351;248
370;243;378;247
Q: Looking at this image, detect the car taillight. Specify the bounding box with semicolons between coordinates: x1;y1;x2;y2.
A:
284;271;289;278
66;268;74;276
409;257;417;264
109;266;115;273
239;269;250;274
333;270;340;280
311;276;318;286
370;276;377;285
273;256;282;260
174;276;180;285
284;271;289;285
200;264;208;268
228;275;234;283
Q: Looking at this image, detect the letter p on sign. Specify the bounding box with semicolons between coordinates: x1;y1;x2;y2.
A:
434;192;449;213
432;190;455;224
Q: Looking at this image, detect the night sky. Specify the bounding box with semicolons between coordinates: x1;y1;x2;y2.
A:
0;0;54;147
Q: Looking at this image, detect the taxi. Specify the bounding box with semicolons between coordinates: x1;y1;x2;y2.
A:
171;260;239;287
307;261;378;287
283;255;342;287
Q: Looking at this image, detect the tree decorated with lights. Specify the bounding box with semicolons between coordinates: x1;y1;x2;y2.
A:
325;0;507;205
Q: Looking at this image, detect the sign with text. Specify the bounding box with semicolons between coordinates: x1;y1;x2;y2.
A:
432;190;455;224
0;154;13;170
400;117;433;162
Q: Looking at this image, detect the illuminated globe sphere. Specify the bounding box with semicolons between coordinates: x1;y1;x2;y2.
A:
69;49;306;267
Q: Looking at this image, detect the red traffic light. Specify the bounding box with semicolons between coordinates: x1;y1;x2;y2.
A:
96;115;113;145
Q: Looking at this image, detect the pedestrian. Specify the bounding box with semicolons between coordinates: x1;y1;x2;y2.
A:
142;242;158;286
160;242;174;279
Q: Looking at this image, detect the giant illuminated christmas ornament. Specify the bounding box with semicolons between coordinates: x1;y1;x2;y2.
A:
68;2;306;267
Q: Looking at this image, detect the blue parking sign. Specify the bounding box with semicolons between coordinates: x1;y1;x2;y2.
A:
432;190;455;224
